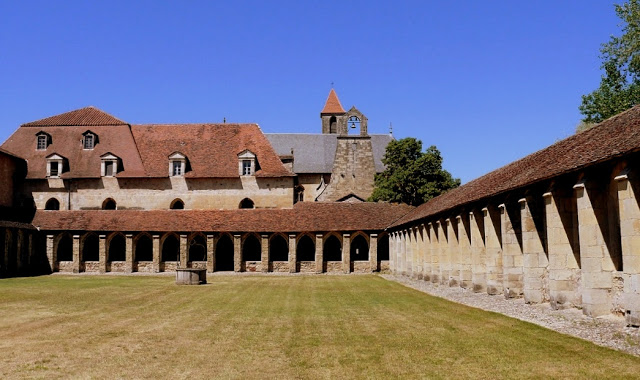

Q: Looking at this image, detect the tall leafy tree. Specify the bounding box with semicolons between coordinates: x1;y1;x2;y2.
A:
370;138;460;206
580;0;640;123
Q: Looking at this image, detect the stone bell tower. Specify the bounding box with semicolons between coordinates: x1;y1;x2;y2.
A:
318;89;377;202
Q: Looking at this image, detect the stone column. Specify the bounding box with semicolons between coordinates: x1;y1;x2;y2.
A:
342;233;350;274
446;218;459;287
437;221;449;285
470;210;486;292
484;205;503;295
99;235;107;274
288;234;297;273
315;234;323;273
397;231;405;275
520;197;549;304
543;189;581;310
499;203;523;299
457;214;472;289
616;170;640;325
125;234;134;273
179;234;188;268
420;225;431;281
406;229;414;278
233;234;242;272
72;234;80;273
206;234;215;273
575;178;615;317
261;234;270;273
388;233;395;273
152;235;161;273
369;233;378;272
429;223;440;284
16;230;24;273
46;234;55;273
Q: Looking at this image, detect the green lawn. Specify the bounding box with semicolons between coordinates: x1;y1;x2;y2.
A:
1;275;639;379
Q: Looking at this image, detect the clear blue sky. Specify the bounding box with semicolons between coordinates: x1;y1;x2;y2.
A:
0;1;621;183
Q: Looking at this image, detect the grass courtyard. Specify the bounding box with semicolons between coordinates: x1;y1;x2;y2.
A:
1;275;639;379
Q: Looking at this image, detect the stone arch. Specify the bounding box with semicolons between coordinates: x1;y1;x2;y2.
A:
350;233;369;261
269;233;288;262
323;233;342;262
81;233;99;262
242;233;261;261
161;233;180;262
107;233;126;261
102;198;116;210
188;232;207;262
55;233;73;262
239;198;255;209
135;233;153;262
345;106;368;135
45;198;60;210
377;233;390;261
170;199;184;210
296;233;315;261
215;233;234;271
329;115;337;134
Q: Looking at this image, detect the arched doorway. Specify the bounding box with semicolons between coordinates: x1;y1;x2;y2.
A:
162;234;179;262
45;198;60;210
136;234;153;261
82;234;99;262
378;234;390;261
270;235;288;261
323;235;342;261
297;235;315;261
243;235;261;261
102;198;116;210
215;234;234;271
57;234;72;262
189;234;207;262
350;235;369;261
239;198;255;209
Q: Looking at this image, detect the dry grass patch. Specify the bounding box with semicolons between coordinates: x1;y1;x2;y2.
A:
0;275;639;379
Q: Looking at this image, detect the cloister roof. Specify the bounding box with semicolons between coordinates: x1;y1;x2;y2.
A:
390;104;640;229
22;107;127;127
32;202;412;233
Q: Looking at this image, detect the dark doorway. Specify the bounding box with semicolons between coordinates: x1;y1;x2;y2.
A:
243;235;261;261
45;198;60;210
170;199;184;209
297;235;315;261
57;234;72;261
270;235;288;261
136;235;153;261
323;235;342;261
378;235;390;261
239;198;254;209
162;235;179;261
102;198;116;210
82;234;99;261
108;234;126;261
350;235;369;261
216;235;234;271
189;235;207;261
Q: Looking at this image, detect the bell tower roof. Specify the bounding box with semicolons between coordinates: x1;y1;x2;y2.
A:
321;89;346;114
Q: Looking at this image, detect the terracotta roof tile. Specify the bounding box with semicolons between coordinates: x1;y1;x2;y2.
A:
32;202;413;233
22;107;127;127
390;105;640;229
321;89;346;114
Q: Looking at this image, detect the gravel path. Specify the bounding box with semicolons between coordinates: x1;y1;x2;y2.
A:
382;274;640;356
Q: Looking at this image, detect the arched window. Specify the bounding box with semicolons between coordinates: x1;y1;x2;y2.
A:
350;235;369;261
215;235;234;271
329;116;337;134
189;235;207;262
57;234;72;262
296;235;315;261
170;199;184;210
294;185;305;204
323;235;342;262
270;235;288;261
378;234;389;261
102;198;116;210
162;234;179;261
82;234;99;261
239;198;254;209
108;234;126;261
45;198;60;210
242;235;261;261
136;235;153;261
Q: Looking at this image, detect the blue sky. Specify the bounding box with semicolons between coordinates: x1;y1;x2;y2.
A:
0;1;621;183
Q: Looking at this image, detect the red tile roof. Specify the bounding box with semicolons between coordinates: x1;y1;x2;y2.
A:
390;105;640;229
32;202;413;233
321;89;346;114
22;107;127;127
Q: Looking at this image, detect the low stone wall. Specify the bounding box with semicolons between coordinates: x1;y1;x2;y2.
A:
109;261;127;273
297;261;315;273
84;261;101;272
352;261;371;273
380;260;390;272
58;261;74;272
136;261;154;273
324;261;342;273
190;261;207;270
243;261;262;272
162;262;178;272
270;261;289;272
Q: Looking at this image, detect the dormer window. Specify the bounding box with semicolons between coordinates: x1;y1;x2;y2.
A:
168;152;187;177
36;132;51;150
82;131;98;150
100;153;120;177
46;153;66;178
238;150;257;176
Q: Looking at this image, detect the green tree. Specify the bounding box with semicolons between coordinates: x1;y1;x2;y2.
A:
370;138;460;206
580;0;640;123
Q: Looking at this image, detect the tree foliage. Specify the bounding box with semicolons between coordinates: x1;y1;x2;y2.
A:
369;138;460;206
580;0;640;123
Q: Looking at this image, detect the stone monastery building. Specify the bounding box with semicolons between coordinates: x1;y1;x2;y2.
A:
3;91;640;326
